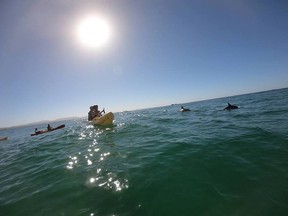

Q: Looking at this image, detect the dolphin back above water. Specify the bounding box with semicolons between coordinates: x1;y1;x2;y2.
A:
181;106;191;112
224;103;238;110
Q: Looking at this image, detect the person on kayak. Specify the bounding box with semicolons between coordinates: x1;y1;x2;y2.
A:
34;128;42;134
47;124;52;131
88;105;105;120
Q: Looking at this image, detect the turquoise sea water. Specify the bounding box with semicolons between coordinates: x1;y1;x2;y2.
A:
1;88;288;216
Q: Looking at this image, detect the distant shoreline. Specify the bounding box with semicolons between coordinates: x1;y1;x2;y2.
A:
0;116;85;130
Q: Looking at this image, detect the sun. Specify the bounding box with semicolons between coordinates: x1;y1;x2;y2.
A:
76;15;111;48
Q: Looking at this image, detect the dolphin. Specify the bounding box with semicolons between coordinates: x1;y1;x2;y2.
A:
224;103;238;110
181;106;191;112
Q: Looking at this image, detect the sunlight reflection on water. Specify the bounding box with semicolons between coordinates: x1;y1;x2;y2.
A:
66;124;129;192
87;173;128;191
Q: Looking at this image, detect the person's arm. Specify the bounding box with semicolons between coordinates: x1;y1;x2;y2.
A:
101;108;105;114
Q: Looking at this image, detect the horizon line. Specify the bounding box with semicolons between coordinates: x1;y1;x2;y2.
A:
1;86;287;130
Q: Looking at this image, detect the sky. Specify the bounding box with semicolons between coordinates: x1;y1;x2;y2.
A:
0;0;287;128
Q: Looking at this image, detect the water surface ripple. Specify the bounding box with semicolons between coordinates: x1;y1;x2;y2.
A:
0;88;288;215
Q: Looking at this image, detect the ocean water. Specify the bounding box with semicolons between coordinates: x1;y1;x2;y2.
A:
0;88;288;216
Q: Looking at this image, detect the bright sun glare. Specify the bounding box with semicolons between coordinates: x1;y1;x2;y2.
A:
76;15;111;48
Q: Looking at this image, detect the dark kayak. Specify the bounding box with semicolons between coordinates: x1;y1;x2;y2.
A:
31;124;65;136
0;136;8;141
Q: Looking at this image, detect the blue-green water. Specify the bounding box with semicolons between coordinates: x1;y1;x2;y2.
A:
1;88;288;216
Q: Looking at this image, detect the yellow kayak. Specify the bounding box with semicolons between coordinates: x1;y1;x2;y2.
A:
91;112;114;126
